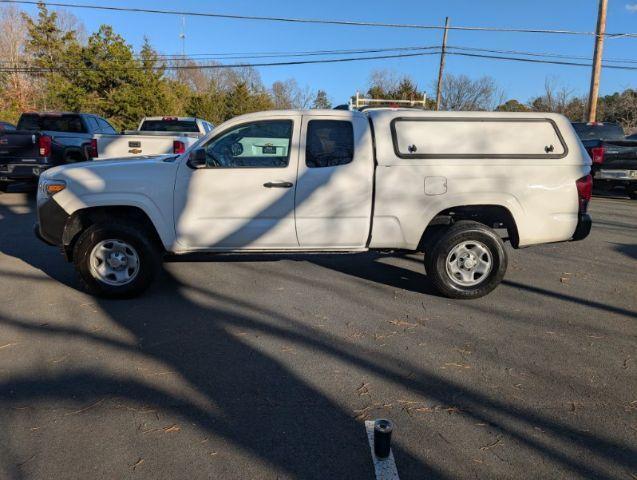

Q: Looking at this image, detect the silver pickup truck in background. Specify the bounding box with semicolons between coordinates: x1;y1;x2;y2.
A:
93;116;214;160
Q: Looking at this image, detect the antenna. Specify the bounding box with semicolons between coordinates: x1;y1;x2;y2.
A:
179;15;186;58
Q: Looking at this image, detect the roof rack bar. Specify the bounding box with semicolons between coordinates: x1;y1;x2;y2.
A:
350;91;428;110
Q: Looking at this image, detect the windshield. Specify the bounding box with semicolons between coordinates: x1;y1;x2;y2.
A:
139;119;199;133
17;114;86;133
572;122;625;141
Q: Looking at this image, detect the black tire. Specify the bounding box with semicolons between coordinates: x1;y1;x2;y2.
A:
628;189;637;200
424;220;507;299
73;222;160;298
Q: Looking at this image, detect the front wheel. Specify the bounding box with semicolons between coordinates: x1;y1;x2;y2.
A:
73;222;160;298
425;221;508;299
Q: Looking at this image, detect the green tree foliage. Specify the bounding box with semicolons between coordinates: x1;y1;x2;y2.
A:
22;2;82;111
496;99;530;112
365;70;426;101
312;90;332;109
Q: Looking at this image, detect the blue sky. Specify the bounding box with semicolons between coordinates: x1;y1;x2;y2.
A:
17;0;637;104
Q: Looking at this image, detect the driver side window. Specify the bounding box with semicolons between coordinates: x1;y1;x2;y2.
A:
202;120;293;168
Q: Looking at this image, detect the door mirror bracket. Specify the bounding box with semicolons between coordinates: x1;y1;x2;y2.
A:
187;148;207;169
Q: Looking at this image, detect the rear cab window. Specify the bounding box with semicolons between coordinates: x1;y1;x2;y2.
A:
306;120;354;168
97;118;117;134
17;114;86;133
140;119;199;133
572;122;625;141
392;118;567;158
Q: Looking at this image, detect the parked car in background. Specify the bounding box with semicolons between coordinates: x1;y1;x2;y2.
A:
36;109;591;299
572;122;637;199
93;116;212;160
0;121;16;131
626;132;637;141
0;112;107;192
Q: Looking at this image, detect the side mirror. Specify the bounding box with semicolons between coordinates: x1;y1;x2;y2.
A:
187;148;207;168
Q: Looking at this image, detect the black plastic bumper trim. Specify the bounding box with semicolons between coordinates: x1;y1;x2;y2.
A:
36;198;70;247
572;213;592;241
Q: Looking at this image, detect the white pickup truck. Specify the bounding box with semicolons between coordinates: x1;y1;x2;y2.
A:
35;108;592;299
93;116;214;160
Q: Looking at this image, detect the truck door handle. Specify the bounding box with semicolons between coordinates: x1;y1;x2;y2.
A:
263;181;293;188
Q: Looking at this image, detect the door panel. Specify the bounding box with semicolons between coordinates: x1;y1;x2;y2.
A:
173;118;300;250
295;115;374;249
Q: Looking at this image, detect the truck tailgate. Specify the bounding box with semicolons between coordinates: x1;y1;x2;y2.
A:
600;140;637;169
94;134;197;159
0;132;40;163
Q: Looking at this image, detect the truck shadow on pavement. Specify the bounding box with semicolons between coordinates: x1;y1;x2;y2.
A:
0;195;636;479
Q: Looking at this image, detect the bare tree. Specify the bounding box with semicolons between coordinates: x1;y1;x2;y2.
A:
437;74;504;111
271;79;314;109
56;8;87;43
0;5;40;120
366;69;400;97
528;77;587;120
171;58;210;93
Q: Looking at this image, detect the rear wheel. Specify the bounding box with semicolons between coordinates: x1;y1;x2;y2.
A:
425;221;507;299
73;222;160;298
628;189;637;200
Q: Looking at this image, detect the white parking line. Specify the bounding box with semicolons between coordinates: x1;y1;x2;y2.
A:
365;420;400;480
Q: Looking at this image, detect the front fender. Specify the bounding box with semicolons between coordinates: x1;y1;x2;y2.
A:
53;190;174;249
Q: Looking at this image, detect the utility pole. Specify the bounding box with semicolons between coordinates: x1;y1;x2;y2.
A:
435;17;450;111
587;0;607;122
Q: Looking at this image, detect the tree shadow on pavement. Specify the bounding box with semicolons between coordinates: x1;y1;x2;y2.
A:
0;195;636;479
0;195;444;479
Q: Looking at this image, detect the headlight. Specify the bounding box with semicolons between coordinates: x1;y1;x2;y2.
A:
39;179;66;197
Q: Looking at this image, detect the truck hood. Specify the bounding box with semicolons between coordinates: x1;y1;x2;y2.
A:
41;155;177;181
40;154;181;205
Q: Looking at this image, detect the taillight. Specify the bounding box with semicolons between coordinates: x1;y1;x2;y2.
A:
576;175;592;213
38;135;51;157
591;146;605;164
173;140;185;154
88;138;98;158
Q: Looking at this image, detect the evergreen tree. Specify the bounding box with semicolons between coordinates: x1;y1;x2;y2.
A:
312;90;332;109
22;2;82;110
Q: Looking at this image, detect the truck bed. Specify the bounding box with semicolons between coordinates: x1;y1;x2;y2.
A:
93;133;199;160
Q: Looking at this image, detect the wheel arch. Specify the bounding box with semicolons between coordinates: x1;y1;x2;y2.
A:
62;205;165;261
419;204;520;251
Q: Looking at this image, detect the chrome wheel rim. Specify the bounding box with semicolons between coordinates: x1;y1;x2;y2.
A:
89;239;140;286
445;240;493;287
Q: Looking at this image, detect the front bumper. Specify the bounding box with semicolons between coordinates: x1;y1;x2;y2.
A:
572;213;592;241
35;197;70;247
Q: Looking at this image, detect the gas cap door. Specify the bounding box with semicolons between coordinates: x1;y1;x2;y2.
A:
424;176;447;196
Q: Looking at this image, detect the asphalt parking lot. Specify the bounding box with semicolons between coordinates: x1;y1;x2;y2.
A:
0;192;635;480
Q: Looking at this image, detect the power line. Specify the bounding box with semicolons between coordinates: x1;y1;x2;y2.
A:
0;50;444;73
447;51;637;70
447;45;637;65
4;44;637;67
2;0;637;38
5;44;637;71
0;46;443;66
